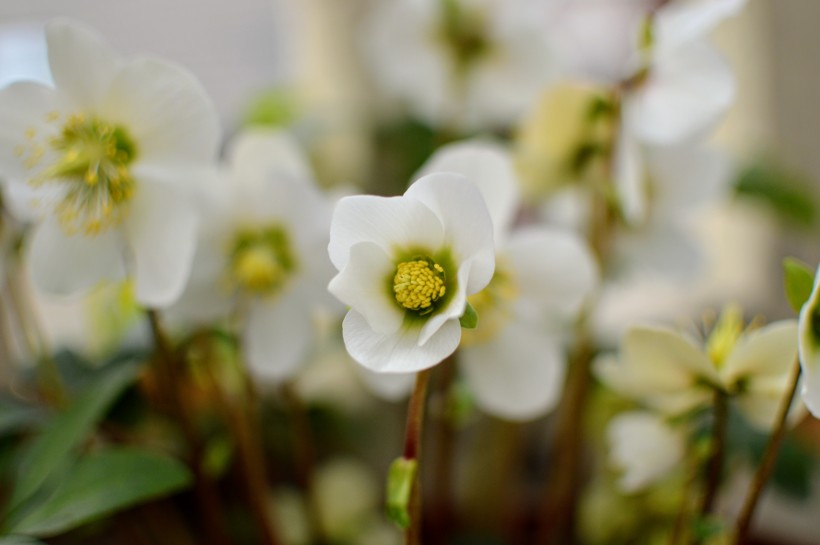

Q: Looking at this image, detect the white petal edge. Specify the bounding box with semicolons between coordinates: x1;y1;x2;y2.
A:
328;242;404;335
27;218;126;297
124;182;198;308
654;0;748;52
798;263;820;417
721;320;799;386
460;321;566;421
46;18;121;110
404;172;495;294
342;309;461;373
328;194;444;270
227;128;313;184
415;140;520;241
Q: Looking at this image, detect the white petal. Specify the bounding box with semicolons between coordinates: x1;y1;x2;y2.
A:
612;125;646;225
0;81;62;181
27;218;126;297
46;19;121;109
165;236;234;324
101;58;220;164
227;129;313;184
608;411;685;493
328;242;404;335
354;365;414;402
654;0;747;51
622;325;720;386
328;195;444;270
342;310;461;373
415;140;520;241
798;264;820;417
123;183;198;307
504;226;598;321
721;321;799;386
460;322;566;421
623;39;734;145
404;173;495;293
244;285;315;383
736;375;805;431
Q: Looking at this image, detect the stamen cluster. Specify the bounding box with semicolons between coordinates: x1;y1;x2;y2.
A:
393;258;446;314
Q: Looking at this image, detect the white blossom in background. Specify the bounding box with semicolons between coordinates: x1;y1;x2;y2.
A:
798;264;820;418
355;141;597;420
171;129;335;382
0;19;220;307
328;170;495;373
597;308;801;430
362;0;555;130
608;411;685;492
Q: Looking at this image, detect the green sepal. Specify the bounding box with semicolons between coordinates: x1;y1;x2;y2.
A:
386;457;417;529
459;302;478;329
783;257;815;313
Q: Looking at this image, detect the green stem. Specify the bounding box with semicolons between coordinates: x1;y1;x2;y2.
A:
699;390;729;518
403;369;433;545
734;359;802;543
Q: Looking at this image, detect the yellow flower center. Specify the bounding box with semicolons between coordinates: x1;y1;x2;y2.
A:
230;226;296;296
393;258;447;315
20;113;138;236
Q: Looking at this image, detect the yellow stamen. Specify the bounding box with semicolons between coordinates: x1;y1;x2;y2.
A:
393;259;446;313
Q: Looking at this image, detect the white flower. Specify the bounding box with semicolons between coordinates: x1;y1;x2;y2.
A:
420;141;598;420
608;411;685;493
798;264;820;418
362;0;554;130
597;310;801;430
170;129;334;382
0;19;220;307
327;169;495;373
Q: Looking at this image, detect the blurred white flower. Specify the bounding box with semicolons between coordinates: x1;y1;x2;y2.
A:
422;141;597;420
0;19;220;307
362;0;555;130
597;310;801;430
608;411;685;492
798;264;820;418
328;170;495;373
172;129;335;382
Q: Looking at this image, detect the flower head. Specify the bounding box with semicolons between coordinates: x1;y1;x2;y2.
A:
0;19;220;307
328;171;495;373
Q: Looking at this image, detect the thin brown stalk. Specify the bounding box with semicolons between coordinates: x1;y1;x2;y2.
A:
734;359;802;544
428;357;457;545
699;390;729;517
403;368;432;545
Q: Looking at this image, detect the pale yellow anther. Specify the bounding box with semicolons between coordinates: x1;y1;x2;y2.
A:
233;245;285;294
393;259;446;313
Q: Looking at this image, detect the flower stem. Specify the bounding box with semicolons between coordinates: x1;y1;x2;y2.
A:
145;310;232;545
699;389;728;517
428;357;457;545
733;359;802;543
403;368;433;545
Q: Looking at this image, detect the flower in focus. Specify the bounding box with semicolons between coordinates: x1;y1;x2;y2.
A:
608;411;685;492
420;141;598;420
362;0;555;130
0;19;220;307
327;170;495;373
171;129;335;382
798;263;820;417
597;307;800;430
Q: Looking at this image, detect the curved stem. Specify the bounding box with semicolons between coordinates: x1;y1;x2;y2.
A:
734;359;802;543
403;368;432;545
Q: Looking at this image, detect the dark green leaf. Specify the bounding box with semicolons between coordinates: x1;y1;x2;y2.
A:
9;447;191;537
783;258;815;313
735;162;817;227
0;537;47;545
8;363;139;510
459;302;478;329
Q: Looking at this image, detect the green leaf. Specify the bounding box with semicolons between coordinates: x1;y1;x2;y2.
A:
386;457;417;529
0;537;47;545
735;161;817;227
9;447;191;537
8;363;139;511
0;401;48;438
459;302;478;329
783;258;815;313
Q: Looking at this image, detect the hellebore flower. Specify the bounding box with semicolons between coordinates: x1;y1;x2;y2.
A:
328;171;495;373
0;19;220;307
171;130;335;382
